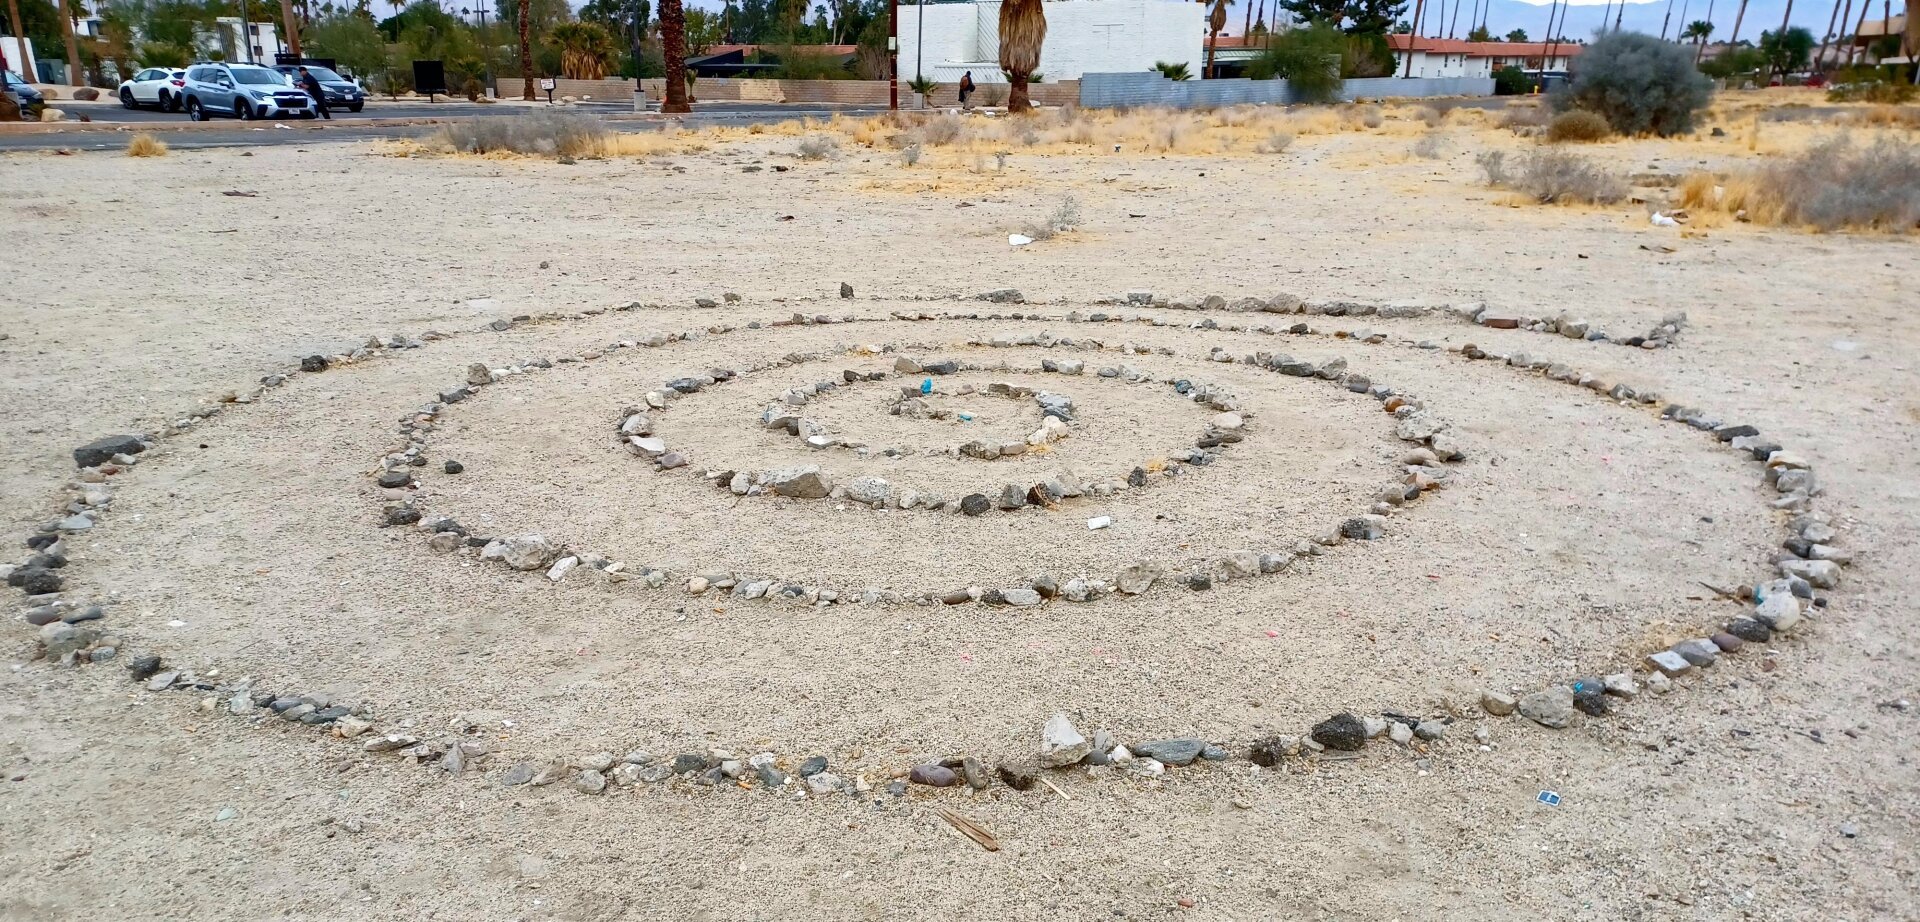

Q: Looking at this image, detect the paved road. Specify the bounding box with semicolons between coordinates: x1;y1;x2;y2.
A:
0;102;889;152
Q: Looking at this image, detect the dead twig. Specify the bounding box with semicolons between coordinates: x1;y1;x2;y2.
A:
935;806;1000;852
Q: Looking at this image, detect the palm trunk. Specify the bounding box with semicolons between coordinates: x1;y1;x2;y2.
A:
1772;0;1794;79
518;0;534;99
1008;72;1029;111
1206;31;1218;78
56;0;81;86
5;0;29;78
1727;0;1748;49
1818;0;1848;69
1403;0;1426;76
659;0;689;113
280;0;303;57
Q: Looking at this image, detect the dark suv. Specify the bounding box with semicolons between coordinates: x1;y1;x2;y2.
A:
272;64;365;112
181;62;314;120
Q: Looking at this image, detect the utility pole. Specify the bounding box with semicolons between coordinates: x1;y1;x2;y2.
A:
1402;0;1426;76
1539;0;1563;83
281;0;303;57
887;0;896;109
916;0;923;82
1661;0;1677;39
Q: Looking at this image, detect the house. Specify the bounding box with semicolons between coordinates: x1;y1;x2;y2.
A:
1386;35;1582;79
1847;14;1912;66
894;0;1205;84
199;17;286;66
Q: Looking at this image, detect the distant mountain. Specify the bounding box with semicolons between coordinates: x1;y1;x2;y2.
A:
1443;0;1848;43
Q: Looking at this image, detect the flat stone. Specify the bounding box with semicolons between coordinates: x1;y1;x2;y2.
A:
1726;618;1772;643
1131;738;1206;766
1518;687;1575;729
1779;558;1839;589
73;435;145;468
805;772;843;795
798;755;828;777
1646;649;1693;677
997;762;1040;791
909;764;959;787
1673;638;1719;667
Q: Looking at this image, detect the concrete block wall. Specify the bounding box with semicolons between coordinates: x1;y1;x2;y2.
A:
1078;72;1495;109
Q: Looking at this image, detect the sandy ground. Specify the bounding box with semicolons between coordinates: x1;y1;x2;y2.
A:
2;99;1917;921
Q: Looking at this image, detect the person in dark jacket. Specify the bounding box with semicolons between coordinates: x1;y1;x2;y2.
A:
297;66;332;120
958;71;975;109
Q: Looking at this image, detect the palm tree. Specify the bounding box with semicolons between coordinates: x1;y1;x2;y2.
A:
1154;60;1193;80
547;22;616;78
1206;0;1229;78
659;0;689;113
518;0;534;99
1725;0;1749;50
56;0;82;84
998;0;1045;113
1686;19;1714;60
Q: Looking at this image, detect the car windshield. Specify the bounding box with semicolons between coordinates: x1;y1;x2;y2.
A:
303;67;346;82
4;70;25;86
230;66;286;86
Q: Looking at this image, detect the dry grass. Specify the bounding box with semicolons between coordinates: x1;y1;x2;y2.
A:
1678;134;1920;232
428;111;610;159
126;133;168;158
1547;110;1612;143
1478;148;1627;205
800;104;1394;159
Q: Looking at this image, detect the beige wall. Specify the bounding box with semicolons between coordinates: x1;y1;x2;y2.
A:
514;76;1079;108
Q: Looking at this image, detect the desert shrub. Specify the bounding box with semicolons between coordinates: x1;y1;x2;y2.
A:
1414;105;1444;127
900;143;923;166
1827;69;1918;104
1247;22;1345;104
127;133;168;157
1547;109;1612;142
915;113;965;145
1256;131;1294;153
1492;65;1536;96
978;85;1008;107
1699;46;1768;82
1022;195;1082;240
1409;131;1448;159
794;135;841;160
1479;148;1626;204
1552;30;1711;136
1343;32;1395;78
1759;135;1920;231
1848;105;1920;130
431;111;608;158
1497;103;1550;132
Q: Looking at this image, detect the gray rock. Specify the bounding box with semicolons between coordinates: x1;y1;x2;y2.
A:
1115;562;1160;595
1132;738;1206;766
573;770;608;794
797;755;828;777
1518;687;1575;729
1000;588;1043;607
1040;712;1091;766
765;465;833;499
1413;720;1446;741
1479;690;1518;716
1673;638;1719;667
497;534;559;571
959;493;991;516
1646;649;1693;677
805;771;843;795
500;763;538;785
1779;558;1840;589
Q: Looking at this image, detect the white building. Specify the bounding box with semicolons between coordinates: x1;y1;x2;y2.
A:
202;17;287;65
1386;36;1582;79
896;0;1206;84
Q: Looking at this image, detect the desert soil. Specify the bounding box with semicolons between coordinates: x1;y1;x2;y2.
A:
1;103;1916;921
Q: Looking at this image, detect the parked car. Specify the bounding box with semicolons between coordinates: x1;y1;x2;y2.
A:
2;69;43;110
117;67;188;111
270;64;365;112
180;62;315;121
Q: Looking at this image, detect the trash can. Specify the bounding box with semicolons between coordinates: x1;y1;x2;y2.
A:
633;87;647;112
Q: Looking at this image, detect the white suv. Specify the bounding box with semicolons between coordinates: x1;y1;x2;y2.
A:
181;62;315;121
117;67;188;111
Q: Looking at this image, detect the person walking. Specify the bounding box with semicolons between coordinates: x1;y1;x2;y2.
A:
297;66;332;120
958;71;976;110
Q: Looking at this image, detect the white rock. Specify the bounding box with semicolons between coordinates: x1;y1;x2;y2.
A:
1040;712;1091;767
1211;412;1244;431
546;556;579;582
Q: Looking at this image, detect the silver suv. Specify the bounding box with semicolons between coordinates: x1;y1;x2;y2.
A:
181;62;315;120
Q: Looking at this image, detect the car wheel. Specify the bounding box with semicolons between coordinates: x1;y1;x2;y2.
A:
348;102;363;113
235;100;252;120
160;91;176;112
186;97;206;121
120;88;136;109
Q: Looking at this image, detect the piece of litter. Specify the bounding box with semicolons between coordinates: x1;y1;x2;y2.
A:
1264;629;1279;638
1650;213;1679;227
1008;234;1033;247
167;619;186;627
920;378;932;395
1537;790;1562;806
1087;516;1111;530
1831;340;1859;352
